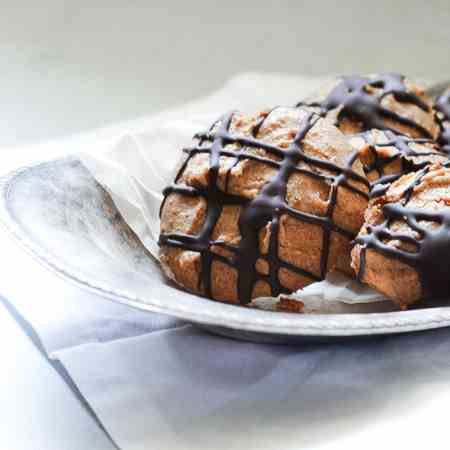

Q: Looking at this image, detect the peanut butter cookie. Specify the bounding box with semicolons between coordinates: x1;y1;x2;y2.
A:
160;107;369;305
349;129;446;197
352;164;450;308
298;73;440;140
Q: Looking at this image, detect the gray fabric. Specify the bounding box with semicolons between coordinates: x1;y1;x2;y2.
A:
55;324;450;450
4;256;182;354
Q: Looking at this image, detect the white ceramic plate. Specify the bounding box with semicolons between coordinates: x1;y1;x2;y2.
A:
2;157;450;343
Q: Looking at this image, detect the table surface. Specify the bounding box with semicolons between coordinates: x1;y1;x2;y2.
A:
1;1;449;449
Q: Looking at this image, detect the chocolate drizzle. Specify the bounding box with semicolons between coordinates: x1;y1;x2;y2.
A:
297;73;433;138
436;90;450;154
159;109;369;304
355;164;450;300
357;130;444;198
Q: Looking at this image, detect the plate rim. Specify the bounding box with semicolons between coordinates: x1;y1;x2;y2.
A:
2;157;450;337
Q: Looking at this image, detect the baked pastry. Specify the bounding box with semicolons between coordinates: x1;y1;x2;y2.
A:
436;89;450;154
298;73;440;140
159;107;369;305
348;129;447;197
351;163;450;308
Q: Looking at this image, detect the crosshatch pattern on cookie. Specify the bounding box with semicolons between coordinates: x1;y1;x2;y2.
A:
160;109;369;304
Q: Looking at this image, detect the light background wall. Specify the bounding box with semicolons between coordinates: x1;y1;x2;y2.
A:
0;0;449;147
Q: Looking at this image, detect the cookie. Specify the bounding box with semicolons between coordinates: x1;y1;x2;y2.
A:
159;107;369;305
351;163;450;308
349;129;447;197
298;73;440;140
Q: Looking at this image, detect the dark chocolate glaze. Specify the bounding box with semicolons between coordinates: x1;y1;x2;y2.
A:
355;164;450;300
436;90;450;154
160;109;369;304
357;130;444;198
297;73;433;138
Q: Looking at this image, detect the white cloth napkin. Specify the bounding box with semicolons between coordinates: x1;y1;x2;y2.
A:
5;72;448;450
